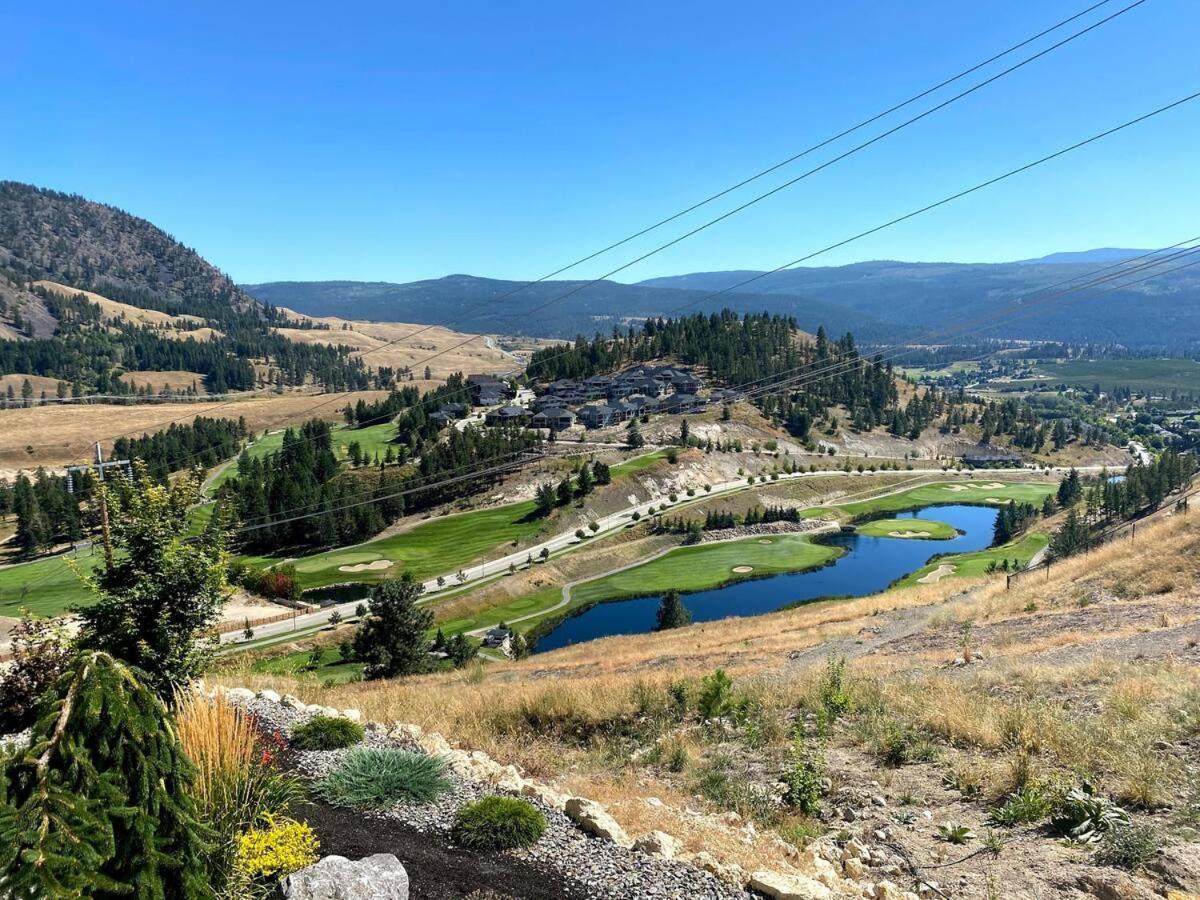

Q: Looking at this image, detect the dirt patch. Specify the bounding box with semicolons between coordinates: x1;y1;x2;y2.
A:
917;563;956;584
338;560;393;573
731;565;754;573
294;801;588;899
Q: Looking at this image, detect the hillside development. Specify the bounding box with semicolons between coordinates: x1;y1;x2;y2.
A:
220;505;1200;900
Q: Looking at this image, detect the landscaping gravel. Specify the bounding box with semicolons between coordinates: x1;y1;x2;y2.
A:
238;695;754;900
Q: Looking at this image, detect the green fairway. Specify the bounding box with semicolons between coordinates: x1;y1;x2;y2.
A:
271;499;547;589
897;532;1049;587
434;585;562;635
610;449;671;477
856;517;958;539
836;480;1056;519
995;358;1200;395
248;645;364;685
569;534;842;606
0;552;101;618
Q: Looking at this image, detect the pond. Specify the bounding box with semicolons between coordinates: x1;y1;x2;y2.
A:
533;503;999;654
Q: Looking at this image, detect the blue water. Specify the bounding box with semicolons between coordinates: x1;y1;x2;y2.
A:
533;504;998;654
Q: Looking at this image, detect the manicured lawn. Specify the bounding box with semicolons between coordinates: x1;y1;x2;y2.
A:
898;532;1049;587
569;534;843;606
434;585;562;635
997;358;1200;395
0;551;101;618
856;518;958;539
271;500;547;589
837;480;1056;519
611;449;670;477
249;645;364;685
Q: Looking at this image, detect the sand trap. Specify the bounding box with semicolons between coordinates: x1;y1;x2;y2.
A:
757;539;772;544
732;565;754;573
943;484;970;492
985;497;1009;503
918;563;957;584
888;530;932;538
978;482;1006;490
338;560;394;573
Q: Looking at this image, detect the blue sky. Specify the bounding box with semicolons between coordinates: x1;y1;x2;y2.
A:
2;0;1196;284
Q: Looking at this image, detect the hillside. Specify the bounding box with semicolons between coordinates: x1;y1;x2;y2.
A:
223;503;1200;900
242;276;894;342
641;257;1200;350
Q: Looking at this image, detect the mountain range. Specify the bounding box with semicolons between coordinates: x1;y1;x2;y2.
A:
247;249;1200;348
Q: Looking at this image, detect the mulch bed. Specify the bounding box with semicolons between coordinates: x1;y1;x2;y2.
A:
295;801;591;900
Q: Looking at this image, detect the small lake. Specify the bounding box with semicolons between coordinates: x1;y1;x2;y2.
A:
533;504;999;654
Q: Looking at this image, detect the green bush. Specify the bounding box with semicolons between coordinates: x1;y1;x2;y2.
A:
452;796;547;850
1093;824;1160;870
317;748;451;808
783;736;825;815
697;668;733;719
1051;785;1130;844
290;715;365;751
989;784;1052;826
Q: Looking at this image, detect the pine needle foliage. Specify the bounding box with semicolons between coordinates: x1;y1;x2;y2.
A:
0;652;213;898
73;467;229;698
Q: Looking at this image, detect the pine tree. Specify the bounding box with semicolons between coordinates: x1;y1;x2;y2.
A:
626;418;645;449
74;468;228;698
0;652;213;899
352;574;432;679
592;461;611;485
576;463;594;495
655;589;692;631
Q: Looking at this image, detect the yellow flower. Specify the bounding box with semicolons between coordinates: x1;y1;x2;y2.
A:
234;814;320;880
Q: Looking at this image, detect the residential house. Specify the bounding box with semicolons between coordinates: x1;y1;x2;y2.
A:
577;403;616;429
530;407;575;432
484;405;528;427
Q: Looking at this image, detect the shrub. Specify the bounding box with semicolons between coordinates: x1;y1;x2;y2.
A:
1093;824;1160;870
452;796;547;850
868;717;938;766
783;735;825;815
0;611;72;732
176;691;299;891
234;814;319;880
1051;785;1130;844
317;748;451;808
697;668;734;720
0;652;210;897
818;656;854;724
291;715;365;751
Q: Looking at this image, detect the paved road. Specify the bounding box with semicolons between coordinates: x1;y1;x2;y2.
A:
220;462;1122;648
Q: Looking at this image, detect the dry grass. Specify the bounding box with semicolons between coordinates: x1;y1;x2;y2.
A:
0;389;390;469
119;370;209;393
35;280;219;339
274;308;514;380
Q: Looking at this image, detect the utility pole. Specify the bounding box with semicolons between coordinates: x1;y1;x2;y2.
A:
65;441;131;569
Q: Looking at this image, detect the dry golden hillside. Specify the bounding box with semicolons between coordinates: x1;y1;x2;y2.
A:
34;279;223;341
224;509;1200;898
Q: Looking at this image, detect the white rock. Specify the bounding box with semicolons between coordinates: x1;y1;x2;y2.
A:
339;708;362;722
749;869;834;900
281;694;306;710
225;687;255;703
281;853;408;899
564;797;632;848
518;780;568;811
257;689;282;704
843;858;866;880
633;830;681;859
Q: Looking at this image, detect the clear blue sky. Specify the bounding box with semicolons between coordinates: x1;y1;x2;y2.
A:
2;0;1196;284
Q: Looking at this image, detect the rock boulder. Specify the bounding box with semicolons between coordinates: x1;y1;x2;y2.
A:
282;854;408;900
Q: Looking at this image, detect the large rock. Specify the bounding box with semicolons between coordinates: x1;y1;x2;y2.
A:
633;830;681;859
748;869;833;900
564;797;632;848
1078;873;1159;900
282;854;408;900
1149;843;1200;892
224;687;255;703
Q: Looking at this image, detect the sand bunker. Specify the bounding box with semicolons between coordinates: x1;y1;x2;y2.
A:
978;482;1006;490
985;497;1009;503
918;563;957;584
732;565;754;573
757;539;772;544
338;560;394;573
942;484;970;492
888;530;932;538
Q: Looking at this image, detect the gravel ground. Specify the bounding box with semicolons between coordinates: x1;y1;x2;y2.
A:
239;696;754;900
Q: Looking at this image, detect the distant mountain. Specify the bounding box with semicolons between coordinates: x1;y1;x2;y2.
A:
242;275;898;342
640;257;1200;350
1017;248;1154;265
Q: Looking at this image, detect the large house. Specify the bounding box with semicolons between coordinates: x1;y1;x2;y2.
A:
530;407;575;431
468;374;513;406
484;405;528;426
577;403;617;429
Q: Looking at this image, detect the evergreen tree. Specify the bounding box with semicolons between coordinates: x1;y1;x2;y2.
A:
576;463;594;495
556;477;574;506
74;468;228;698
655;589;692;631
534;482;556;518
0;652;212;899
1049;508;1090;559
592;461;611;485
678;418;690;445
626;418;645;449
352;574;432;679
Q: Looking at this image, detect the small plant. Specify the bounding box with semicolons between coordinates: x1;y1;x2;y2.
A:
818;656;854;723
1051;785;1130;844
937;822;976;845
982;829;1004;855
783;735;826;816
1093;824;1160;870
697;668;733;720
234;814;319;881
452;796;547;850
943;767;983;800
869;718;937;766
989;784;1052;827
290;715;365;751
317;748;451;808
